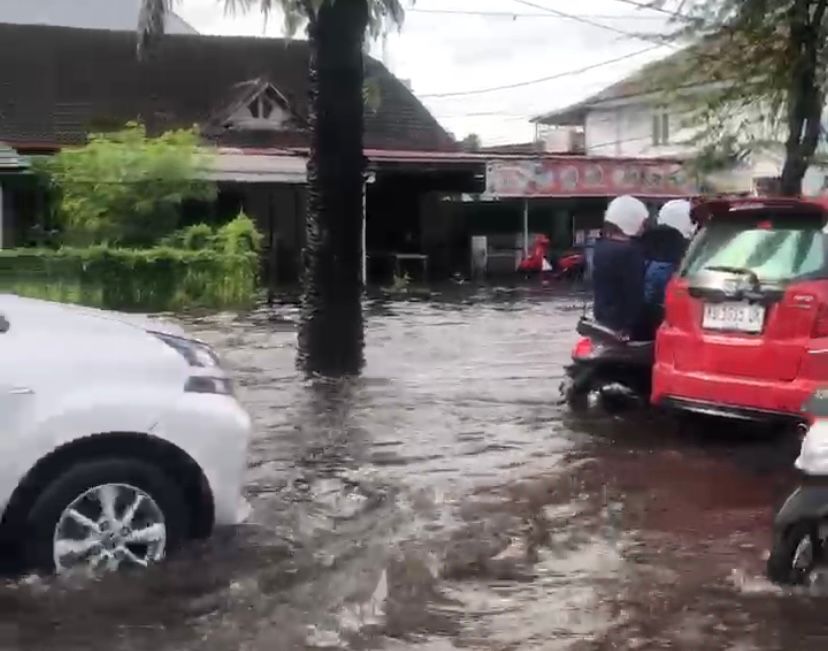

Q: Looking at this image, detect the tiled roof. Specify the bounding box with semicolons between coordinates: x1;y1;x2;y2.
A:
532;40;719;126
0;23;455;152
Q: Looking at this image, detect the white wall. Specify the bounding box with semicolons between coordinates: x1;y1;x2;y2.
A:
585;104;697;158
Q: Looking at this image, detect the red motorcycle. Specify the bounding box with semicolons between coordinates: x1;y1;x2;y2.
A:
553;248;586;281
517;235;585;280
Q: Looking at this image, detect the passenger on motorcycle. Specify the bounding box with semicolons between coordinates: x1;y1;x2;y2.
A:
637;199;694;339
592;195;649;339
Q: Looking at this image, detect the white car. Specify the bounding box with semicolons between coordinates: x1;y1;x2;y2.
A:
0;295;251;574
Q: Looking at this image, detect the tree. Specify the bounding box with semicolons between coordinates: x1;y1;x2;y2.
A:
662;0;828;196
461;133;481;152
139;0;406;376
43;122;215;246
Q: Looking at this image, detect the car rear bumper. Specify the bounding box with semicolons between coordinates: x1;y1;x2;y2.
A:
652;362;811;423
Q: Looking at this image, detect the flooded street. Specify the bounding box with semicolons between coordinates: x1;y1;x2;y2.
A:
2;288;825;650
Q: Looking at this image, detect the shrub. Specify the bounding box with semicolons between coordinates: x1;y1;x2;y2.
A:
215;212;264;254
161;223;216;250
41;122;216;247
0;245;259;312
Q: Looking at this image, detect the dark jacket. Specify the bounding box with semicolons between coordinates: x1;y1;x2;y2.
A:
640;225;688;307
592;237;645;335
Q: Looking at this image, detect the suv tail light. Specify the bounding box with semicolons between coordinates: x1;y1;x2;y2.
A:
572;337;593;359
813;303;828;338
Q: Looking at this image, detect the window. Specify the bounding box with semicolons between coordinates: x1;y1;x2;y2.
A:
247;95;277;120
681;214;828;282
226;85;291;131
652;109;670;146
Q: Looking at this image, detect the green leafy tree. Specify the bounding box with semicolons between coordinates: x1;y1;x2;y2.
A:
660;0;828;195
139;0;406;377
461;133;481;152
45;122;215;246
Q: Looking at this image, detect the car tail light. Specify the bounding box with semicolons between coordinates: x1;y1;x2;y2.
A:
812;303;828;338
663;281;681;327
572;337;593;359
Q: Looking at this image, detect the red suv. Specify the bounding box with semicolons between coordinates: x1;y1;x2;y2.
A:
653;198;828;426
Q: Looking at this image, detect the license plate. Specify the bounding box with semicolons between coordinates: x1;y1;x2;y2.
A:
702;302;765;333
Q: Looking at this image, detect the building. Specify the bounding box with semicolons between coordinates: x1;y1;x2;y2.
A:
531;42;828;196
0;22;465;283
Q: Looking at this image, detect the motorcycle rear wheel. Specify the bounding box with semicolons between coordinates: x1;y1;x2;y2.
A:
767;521;823;585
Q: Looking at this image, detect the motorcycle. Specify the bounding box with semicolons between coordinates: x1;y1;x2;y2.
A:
767;390;828;585
560;317;654;412
517;236;585;281
552;249;586;281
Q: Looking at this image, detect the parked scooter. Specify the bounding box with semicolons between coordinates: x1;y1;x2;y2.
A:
767;390;828;585
560;317;654;412
552;249;586;281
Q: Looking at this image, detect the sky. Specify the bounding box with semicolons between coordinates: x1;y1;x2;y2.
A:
175;0;677;146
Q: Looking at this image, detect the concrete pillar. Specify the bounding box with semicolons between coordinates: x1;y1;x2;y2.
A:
362;182;367;287
522;198;529;256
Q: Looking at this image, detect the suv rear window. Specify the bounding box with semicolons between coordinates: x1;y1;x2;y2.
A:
681;213;828;282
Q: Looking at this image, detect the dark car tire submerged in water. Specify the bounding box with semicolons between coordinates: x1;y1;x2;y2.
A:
767;521;823;585
25;457;190;574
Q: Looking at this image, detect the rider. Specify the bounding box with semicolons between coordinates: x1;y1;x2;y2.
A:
592;195;649;338
637;199;694;338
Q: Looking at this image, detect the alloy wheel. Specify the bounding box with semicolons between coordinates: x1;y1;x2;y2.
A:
52;483;167;574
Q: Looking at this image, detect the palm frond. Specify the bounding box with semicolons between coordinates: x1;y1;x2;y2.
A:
137;0;173;58
367;0;407;39
224;0;314;36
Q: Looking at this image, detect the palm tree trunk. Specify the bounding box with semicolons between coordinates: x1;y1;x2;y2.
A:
297;0;369;376
780;0;828;197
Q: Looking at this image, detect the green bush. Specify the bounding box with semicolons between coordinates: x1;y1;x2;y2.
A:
160;223;216;250
41;122;216;247
0;245;259;312
160;212;263;254
215;212;264;254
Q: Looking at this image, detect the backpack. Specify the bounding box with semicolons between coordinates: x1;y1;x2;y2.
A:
644;260;677;306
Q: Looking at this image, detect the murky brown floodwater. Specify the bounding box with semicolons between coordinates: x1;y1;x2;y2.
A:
1;287;825;650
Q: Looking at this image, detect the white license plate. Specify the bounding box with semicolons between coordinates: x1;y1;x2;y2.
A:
702;302;765;333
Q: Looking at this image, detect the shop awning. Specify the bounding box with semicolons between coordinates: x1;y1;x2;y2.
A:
204;148;307;183
484;156;697;199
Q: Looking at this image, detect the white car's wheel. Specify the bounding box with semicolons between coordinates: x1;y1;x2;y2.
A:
26;458;189;574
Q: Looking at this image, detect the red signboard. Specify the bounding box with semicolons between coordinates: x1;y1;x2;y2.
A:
485;158;696;198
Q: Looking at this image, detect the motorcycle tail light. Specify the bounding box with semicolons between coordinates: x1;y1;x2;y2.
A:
572;337;593;359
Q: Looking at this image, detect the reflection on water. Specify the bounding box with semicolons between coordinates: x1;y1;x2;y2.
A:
0;287;821;650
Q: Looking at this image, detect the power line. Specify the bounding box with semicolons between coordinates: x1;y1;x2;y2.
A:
408;8;666;20
511;0;673;46
418;45;662;98
609;0;696;21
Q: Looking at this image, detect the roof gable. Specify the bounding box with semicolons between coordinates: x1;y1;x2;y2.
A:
207;79;304;134
533;39;722;126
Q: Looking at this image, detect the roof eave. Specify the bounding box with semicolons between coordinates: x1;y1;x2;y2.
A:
531;105;588;127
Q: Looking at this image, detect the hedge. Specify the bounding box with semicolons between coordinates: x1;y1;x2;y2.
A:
0;246;259;311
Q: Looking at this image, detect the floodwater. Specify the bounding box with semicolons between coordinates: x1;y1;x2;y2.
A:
1;287;825;650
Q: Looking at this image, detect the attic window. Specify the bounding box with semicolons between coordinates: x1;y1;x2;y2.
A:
247;95;277;120
222;83;294;131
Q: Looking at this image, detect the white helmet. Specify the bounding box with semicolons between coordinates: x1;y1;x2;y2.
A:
604;195;649;237
657;199;694;239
